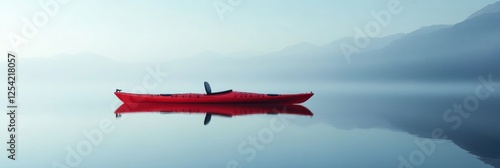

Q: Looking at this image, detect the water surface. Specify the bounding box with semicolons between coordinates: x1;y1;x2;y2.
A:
7;83;500;168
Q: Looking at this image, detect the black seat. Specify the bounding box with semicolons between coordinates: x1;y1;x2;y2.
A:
208;89;233;95
204;81;212;94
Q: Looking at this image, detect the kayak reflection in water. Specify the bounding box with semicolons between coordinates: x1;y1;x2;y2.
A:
114;103;313;125
204;114;212;125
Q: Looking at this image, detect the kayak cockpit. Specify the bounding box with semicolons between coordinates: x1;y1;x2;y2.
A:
207;89;233;95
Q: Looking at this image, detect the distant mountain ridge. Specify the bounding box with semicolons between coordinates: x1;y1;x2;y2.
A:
10;1;500;83
331;1;500;81
467;1;500;20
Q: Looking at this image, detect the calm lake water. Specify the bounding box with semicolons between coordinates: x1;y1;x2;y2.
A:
5;82;500;168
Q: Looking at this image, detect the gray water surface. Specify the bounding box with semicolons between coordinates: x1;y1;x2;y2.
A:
7;83;500;168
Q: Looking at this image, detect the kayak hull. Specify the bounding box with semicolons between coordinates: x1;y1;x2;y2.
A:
115;91;313;104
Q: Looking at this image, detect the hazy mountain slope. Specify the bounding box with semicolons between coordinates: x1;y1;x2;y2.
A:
468;1;500;20
336;7;500;81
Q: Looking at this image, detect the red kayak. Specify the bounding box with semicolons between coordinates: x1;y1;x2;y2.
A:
115;82;313;104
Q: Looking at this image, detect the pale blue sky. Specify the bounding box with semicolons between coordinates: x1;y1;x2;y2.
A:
1;0;498;62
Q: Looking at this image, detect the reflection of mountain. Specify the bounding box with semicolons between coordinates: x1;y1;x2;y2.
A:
314;92;500;167
115;103;313;125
